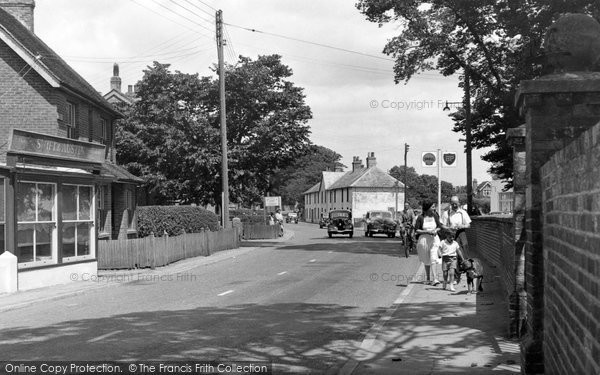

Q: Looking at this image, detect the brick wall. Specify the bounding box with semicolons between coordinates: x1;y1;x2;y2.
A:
540;121;600;375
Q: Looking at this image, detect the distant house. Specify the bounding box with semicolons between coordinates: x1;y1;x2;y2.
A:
0;1;142;291
103;63;137;109
473;179;492;198
489;178;513;213
303;153;404;224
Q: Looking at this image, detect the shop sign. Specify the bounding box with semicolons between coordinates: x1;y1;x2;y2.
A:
8;129;105;163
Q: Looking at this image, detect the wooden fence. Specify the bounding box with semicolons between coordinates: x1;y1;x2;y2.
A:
243;224;280;239
98;228;241;270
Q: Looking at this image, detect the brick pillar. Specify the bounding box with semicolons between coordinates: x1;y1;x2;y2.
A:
506;125;527;339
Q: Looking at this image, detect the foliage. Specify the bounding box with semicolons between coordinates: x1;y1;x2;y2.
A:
137;206;219;238
229;208;268;224
389;165;454;208
116;55;312;207
357;1;600;188
270;145;344;207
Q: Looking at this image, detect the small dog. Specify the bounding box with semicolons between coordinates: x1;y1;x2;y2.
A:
460;258;484;293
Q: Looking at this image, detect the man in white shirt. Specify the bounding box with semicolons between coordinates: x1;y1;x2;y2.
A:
274;208;284;236
441;196;472;256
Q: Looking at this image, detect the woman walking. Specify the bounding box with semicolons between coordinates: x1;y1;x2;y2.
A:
415;200;442;285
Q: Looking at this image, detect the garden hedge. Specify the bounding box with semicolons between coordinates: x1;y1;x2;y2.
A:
137;205;219;238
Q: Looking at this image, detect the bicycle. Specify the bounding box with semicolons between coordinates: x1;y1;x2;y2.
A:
401;223;415;258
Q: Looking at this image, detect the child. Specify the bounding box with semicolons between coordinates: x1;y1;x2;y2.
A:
438;228;461;291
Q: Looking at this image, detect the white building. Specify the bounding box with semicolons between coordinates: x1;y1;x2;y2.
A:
303;153;404;225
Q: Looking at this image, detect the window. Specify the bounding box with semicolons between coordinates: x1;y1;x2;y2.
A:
16;182;56;266
0;179;4;254
98;185;109;235
100;118;108;145
126;186;135;230
66;102;77;139
88;110;93;142
61;184;94;260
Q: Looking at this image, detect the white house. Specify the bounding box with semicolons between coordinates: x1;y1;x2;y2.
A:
303;153;404;225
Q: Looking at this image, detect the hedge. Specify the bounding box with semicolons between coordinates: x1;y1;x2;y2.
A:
137;206;219;238
230;208;268;224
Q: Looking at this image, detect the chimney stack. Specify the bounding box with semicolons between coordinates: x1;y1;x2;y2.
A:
366;152;377;168
352;156;362;172
110;63;122;92
0;0;35;32
472;179;478;194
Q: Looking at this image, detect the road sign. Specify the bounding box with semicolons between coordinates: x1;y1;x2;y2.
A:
264;196;281;207
422;151;437;167
442;152;457;167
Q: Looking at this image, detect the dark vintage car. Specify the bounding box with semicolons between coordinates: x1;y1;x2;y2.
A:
286;212;299;224
364;210;397;238
327;210;354;238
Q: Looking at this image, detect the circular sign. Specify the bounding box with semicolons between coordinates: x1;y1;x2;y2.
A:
422;152;436;166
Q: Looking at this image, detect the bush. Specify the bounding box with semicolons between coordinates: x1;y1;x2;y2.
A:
137;206;219;238
229;208;268;224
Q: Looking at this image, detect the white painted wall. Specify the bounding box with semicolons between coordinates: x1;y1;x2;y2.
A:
18;261;98;291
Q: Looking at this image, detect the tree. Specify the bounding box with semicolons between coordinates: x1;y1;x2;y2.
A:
271;145;345;208
116;55;312;207
389;165;453;208
357;1;600;187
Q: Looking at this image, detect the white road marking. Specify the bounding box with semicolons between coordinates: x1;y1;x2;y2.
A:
87;330;122;343
217;290;234;296
277;271;287;276
309;259;316;263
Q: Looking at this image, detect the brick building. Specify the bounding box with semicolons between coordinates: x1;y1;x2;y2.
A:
0;1;141;291
303;153;404;224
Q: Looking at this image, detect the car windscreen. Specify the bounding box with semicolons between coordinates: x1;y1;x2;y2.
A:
371;212;392;219
330;212;350;219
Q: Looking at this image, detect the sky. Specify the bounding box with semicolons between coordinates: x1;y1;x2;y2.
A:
34;0;495;187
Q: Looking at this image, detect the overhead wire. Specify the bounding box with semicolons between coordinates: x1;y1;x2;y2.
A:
149;0;213;34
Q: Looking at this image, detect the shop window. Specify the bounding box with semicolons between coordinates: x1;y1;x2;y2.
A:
16;182;56;266
61;185;94;260
0;179;4;254
98;185;110;236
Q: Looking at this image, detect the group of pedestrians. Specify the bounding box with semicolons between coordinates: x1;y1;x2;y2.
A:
408;196;472;291
268;208;285;236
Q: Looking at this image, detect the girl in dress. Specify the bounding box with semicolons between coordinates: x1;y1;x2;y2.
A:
415;200;442;285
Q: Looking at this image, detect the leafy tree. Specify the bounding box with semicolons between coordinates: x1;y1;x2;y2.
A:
357;1;600;187
389;165;453;208
271;145;344;208
116;55;312;207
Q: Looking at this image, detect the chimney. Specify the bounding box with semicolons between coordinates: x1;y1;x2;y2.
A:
128;85;133;95
0;0;35;32
366;152;377;168
110;63;122;92
334;165;343;172
472;179;478;193
352;156;362;172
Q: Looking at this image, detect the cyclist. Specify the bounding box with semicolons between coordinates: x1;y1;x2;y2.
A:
400;203;416;256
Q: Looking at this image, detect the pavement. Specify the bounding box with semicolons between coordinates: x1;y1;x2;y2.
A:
340;258;522;374
0;228;521;374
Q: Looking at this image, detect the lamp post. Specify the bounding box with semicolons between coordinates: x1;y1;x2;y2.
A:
442;68;472;214
394;180;399;220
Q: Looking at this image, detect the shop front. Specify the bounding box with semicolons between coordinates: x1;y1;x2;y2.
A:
0;129;120;291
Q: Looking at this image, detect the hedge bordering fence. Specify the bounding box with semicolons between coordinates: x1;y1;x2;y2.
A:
98;228;240;269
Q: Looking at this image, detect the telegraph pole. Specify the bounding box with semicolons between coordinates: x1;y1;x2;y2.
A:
404;143;409;206
464;68;472;214
216;10;230;228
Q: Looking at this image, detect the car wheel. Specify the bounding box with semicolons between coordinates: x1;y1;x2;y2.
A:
349;232;353;238
364;230;369;237
369;232;373;237
328;233;332;238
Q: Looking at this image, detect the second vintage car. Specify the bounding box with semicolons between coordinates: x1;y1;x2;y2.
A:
364;210;397;238
327;210;354;238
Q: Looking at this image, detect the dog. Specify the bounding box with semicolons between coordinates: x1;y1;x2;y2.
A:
460;258;484;293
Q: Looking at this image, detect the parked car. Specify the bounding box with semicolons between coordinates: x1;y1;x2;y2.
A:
319;216;329;228
327;210;354;238
286;212;299;224
364;210;397;238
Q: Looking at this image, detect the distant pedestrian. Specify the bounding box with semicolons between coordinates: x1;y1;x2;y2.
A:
415;200;442;285
268;213;275;226
441;196;472;257
274;208;284;236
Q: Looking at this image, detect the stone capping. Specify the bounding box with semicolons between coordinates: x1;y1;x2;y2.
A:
514;73;600;109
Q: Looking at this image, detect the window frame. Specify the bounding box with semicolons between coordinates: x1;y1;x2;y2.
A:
61;184;95;262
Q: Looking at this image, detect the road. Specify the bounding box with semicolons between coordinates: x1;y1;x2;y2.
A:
0;223;420;374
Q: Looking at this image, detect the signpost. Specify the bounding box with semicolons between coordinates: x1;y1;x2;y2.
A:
422;150;457;216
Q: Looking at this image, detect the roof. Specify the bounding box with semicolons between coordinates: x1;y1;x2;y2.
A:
0;8;120;117
303;166;402;195
330;166;403;189
100;161;144;183
104;89;136;106
476;181;491;191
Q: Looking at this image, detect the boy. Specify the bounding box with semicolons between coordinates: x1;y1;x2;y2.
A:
438;228;461;291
